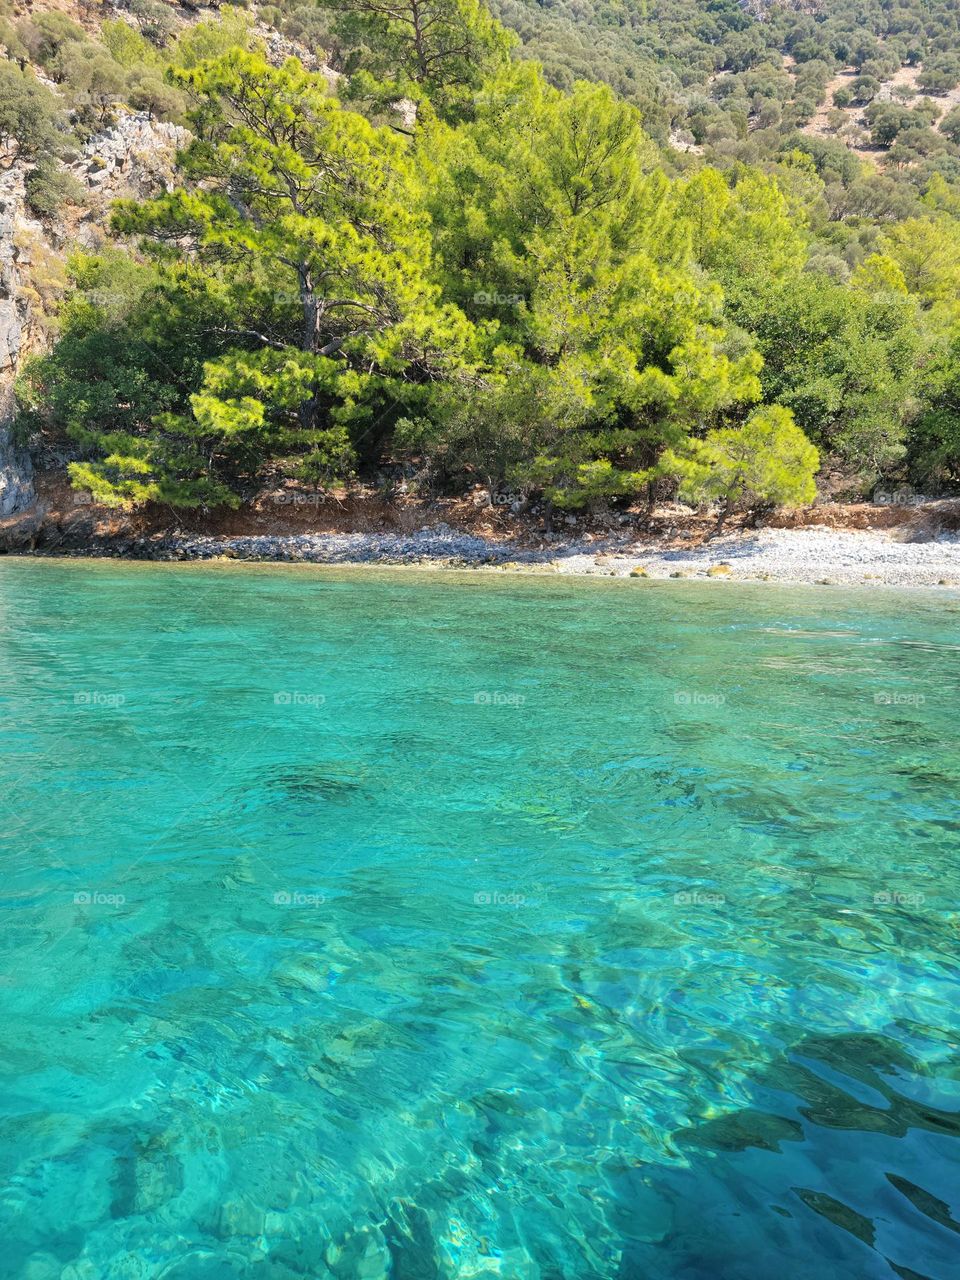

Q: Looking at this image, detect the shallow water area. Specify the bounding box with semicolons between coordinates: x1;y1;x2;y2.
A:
0;560;958;1279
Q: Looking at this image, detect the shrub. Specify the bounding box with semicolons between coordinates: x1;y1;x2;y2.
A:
0;62;65;162
19;11;86;76
25;158;86;219
664;405;819;521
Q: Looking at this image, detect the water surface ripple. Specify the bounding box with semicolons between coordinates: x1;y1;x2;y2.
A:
0;562;958;1279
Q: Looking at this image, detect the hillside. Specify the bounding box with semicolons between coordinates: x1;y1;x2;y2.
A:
493;0;960;158
3;0;960;543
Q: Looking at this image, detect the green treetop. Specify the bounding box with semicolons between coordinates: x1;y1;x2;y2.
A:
419;68;767;507
321;0;516;117
99;49;475;504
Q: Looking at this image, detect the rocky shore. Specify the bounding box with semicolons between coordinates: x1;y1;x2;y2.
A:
7;523;960;588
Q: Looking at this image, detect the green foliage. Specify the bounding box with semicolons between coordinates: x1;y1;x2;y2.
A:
878;216;960;311
124;0;178;47
100;19;162;70
170;6;259;69
25;156;86;219
0;61;65;161
321;0;516;117
941;106;960;145
663;405;819;514
909;329;960;486
126;67;187;121
18;0;960;510
421;69;765;506
737;273;919;480
18;251;247;507
58;45;128;127
97;51;475;504
678;166;807;304
917;59;960;95
18;11;86;75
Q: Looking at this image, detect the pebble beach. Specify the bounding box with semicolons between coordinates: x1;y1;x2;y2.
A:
40;522;960;588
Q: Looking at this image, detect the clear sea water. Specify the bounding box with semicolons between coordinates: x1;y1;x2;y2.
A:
0;560;958;1280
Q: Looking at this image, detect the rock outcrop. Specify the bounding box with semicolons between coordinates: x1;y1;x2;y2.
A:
0;423;33;518
73;110;191;198
0;166;35;517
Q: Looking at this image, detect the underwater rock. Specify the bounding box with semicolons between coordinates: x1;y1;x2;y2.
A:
383;1200;442;1279
215;1198;269;1240
794;1188;876;1247
326;1225;391;1280
20;1255;61;1280
111;1140;184;1217
677;1108;804;1154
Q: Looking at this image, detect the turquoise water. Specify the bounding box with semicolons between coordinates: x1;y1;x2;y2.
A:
0;560;959;1280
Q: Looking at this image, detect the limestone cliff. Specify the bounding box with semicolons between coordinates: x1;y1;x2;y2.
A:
0;166;34;517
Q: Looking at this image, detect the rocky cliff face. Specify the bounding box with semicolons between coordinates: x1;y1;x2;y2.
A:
0;425;33;518
73;111;190;200
0;108;192;521
0;167;35;517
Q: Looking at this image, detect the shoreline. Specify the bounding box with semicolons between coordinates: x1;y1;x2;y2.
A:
5;524;960;588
